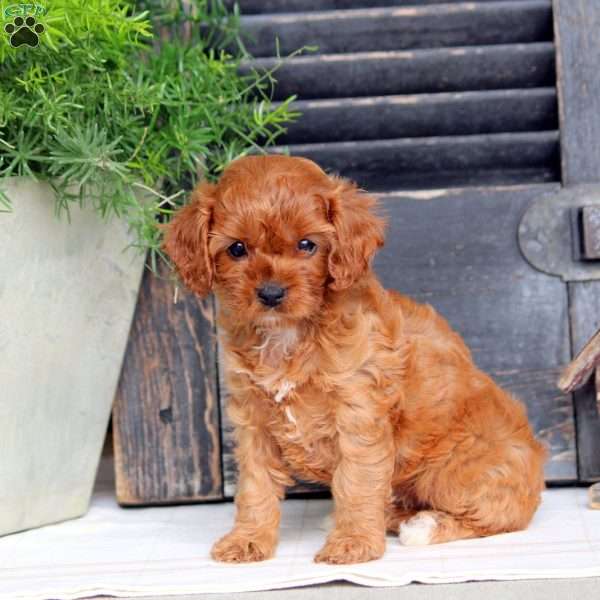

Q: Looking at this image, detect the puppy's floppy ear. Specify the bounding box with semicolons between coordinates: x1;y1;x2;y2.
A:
163;182;216;297
326;178;385;291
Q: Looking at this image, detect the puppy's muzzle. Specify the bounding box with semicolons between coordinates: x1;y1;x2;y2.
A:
257;283;286;308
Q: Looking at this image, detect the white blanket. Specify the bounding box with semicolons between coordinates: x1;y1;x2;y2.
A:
1;483;600;599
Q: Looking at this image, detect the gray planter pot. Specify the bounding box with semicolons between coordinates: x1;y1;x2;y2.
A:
0;177;146;536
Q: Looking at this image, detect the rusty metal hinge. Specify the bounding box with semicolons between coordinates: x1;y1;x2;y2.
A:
519;185;600;281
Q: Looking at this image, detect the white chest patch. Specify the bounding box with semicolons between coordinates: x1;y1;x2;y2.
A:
284;405;297;424
275;380;296;403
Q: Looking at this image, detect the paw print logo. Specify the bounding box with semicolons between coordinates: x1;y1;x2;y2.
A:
4;16;45;48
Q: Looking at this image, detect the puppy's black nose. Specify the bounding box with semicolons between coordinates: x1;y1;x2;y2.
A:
257;283;286;307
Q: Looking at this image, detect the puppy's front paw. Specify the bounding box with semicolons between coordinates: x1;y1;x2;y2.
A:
211;531;275;563
314;533;384;564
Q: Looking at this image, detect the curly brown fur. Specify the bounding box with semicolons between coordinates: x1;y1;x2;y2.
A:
164;155;546;565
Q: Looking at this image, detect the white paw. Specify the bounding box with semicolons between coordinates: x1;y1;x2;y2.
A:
399;512;437;546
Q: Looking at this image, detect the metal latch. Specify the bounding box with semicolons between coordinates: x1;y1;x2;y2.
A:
519;185;600;281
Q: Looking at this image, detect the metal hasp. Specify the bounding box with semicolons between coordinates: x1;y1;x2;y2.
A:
519;185;600;281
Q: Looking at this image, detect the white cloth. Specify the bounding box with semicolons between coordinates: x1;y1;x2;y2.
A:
1;486;600;599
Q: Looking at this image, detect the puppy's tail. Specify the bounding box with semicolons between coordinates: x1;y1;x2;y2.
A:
398;511;479;546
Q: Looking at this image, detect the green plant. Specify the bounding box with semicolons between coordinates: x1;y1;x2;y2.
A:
0;0;298;269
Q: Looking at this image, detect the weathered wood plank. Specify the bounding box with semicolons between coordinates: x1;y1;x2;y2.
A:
554;0;600;482
246;43;556;100
559;329;600;394
376;186;568;370
270;131;560;191
554;0;600;184
279;89;558;144
241;2;552;57
229;0;534;14
216;340;237;499
113;263;223;505
568;282;600;482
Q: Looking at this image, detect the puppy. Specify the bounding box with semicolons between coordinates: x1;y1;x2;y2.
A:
164;155;546;565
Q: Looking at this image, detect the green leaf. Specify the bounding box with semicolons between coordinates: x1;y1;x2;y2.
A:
0;0;303;272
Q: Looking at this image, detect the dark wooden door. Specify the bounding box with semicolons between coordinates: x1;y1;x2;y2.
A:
553;0;600;482
221;0;600;494
113;0;600;504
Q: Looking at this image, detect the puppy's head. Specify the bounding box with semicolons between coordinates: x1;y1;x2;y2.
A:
163;155;384;327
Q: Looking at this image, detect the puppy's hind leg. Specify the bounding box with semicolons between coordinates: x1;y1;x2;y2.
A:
398;510;479;546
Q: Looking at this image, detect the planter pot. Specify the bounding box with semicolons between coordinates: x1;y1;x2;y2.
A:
0;177;146;536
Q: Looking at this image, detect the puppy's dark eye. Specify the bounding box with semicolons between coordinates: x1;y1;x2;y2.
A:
227;241;247;259
297;238;317;255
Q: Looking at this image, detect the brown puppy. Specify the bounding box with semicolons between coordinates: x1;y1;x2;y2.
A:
164;155;546;565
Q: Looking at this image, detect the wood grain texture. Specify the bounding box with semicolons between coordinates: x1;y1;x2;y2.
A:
241;1;552;57
376;186;567;369
216;341;237;499
558;329;600;393
554;0;600;481
279;89;558;145
271;131;560;191
554;0;600;184
113;263;223;505
228;0;537;13
247;43;556;101
568;282;600;482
